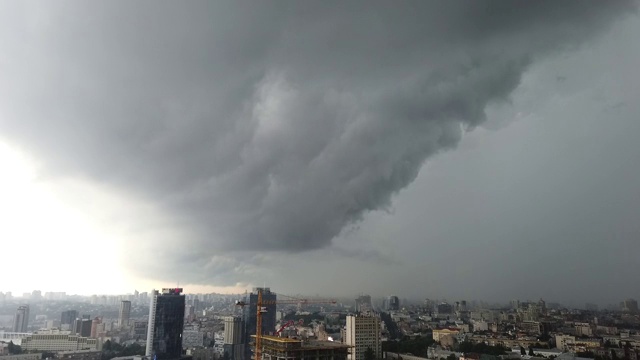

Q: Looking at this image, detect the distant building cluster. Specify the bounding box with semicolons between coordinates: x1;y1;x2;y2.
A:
1;288;640;360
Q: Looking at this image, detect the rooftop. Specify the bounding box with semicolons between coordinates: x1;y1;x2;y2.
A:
260;335;301;343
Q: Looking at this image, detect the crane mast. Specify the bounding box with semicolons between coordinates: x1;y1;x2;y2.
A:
255;289;263;360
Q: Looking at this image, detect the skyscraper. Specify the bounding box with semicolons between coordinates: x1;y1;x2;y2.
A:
387;296;399;311
146;288;185;359
13;305;29;332
61;310;78;328
119;300;132;328
244;287;276;359
224;316;244;360
90;317;101;338
344;314;381;360
355;295;372;312
78;318;92;337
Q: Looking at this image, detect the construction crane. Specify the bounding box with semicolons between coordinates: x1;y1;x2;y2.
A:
235;289;336;360
275;320;295;336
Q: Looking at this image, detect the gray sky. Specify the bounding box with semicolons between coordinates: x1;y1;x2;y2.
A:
0;1;638;305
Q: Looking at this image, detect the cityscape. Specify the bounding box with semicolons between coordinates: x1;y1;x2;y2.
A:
1;289;640;360
1;1;639;360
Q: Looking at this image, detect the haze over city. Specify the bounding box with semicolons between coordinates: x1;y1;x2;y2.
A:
1;1;639;307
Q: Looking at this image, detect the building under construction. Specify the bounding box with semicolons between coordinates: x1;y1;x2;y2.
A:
254;335;350;360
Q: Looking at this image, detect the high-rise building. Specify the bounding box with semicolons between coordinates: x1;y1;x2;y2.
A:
355;295;372;313
224;316;244;360
244;288;276;358
61;310;78;328
13;305;30;332
78;319;92;337
622;299;638;313
387;296;400;311
424;299;435;311
90;317;101;338
437;303;453;315
146;288;185;359
119;300;132;328
344;314;381;360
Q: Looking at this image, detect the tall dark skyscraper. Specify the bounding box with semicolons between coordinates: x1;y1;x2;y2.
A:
78;318;92;337
146;288;185;360
244;288;276;359
61;310;78;328
387;295;400;311
119;300;131;328
13;305;29;332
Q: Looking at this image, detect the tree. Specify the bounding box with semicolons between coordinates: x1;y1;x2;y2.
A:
7;341;22;355
365;347;376;360
521;347;527;356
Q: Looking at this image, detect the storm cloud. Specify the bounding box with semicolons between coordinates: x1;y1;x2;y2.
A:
0;1;636;288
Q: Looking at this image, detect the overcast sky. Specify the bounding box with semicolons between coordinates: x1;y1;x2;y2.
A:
0;1;638;306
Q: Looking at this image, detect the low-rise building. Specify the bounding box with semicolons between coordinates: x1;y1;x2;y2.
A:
531;348;563;357
57;349;102;360
21;331;98;352
433;328;460;342
0;355;41;360
519;322;541;335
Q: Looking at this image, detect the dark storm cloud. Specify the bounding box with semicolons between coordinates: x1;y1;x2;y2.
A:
0;1;635;283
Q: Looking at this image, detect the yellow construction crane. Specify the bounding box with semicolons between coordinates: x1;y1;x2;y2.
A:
235;289;336;360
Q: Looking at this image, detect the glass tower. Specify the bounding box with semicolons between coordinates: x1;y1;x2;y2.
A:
146;288;185;359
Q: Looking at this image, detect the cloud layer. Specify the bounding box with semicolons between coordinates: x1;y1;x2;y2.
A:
0;1;636;285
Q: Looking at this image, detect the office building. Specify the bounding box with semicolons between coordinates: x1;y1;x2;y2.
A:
90;317;101;338
355;295;372;313
387;296;399;311
13;305;30;332
244;288;276;358
20;329;98;352
146;288;186;359
437;303;453;315
119;300;132;328
344;314;381;360
134;321;148;338
61;310;78;328
224;316;244;360
74;318;92;337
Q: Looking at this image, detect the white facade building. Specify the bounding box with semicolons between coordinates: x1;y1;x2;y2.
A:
20;330;98;352
344;314;381;360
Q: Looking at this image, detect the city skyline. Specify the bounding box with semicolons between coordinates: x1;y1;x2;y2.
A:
1;288;638;310
2;286;640;360
0;2;639;305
